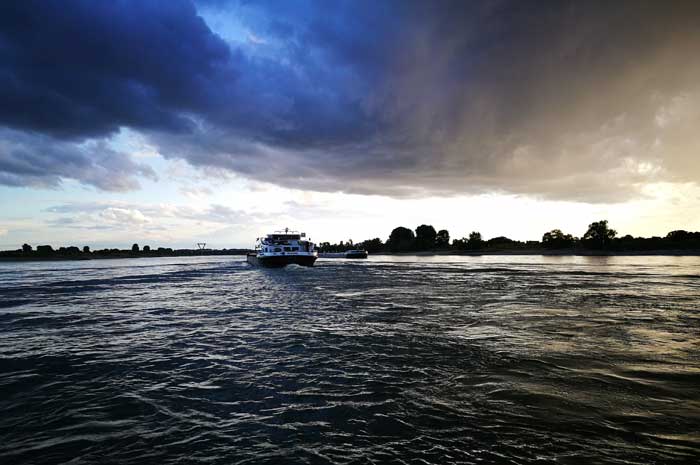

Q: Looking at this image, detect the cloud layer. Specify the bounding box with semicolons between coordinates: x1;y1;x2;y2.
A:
0;128;156;190
1;0;699;201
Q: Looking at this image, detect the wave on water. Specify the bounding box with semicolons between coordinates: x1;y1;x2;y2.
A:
1;255;698;464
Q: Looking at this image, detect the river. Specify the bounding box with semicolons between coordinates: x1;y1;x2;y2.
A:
1;255;698;464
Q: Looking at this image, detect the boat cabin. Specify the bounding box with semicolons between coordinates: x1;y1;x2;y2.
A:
256;229;314;253
267;233;302;241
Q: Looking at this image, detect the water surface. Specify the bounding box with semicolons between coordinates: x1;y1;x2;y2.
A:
1;255;699;464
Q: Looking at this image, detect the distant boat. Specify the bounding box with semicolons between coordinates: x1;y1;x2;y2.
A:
246;228;318;267
345;249;368;259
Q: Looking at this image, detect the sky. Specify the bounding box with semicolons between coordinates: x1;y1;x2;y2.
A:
1;0;699;249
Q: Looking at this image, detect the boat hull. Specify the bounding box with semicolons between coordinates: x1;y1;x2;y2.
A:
345;251;368;259
247;253;317;268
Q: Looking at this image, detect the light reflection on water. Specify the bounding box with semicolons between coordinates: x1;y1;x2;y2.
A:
0;255;699;464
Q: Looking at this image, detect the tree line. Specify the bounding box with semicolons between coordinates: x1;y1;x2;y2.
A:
3;220;699;260
318;220;700;253
0;243;249;260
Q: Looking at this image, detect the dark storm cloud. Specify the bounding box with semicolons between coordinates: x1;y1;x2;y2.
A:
1;0;699;199
0;128;156;190
0;0;232;138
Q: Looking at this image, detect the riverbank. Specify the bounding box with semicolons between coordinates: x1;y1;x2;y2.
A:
374;249;700;256
326;248;700;257
0;249;251;262
3;249;700;262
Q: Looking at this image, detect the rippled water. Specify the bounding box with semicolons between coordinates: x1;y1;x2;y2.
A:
1;255;699;464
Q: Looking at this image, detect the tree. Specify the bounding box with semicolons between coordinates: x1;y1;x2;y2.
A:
487;236;515;245
415;224;437;251
143;245;151;252
542;229;575;249
132;243;140;252
436;229;450;248
83;245;90;253
387;226;415;252
22;243;32;253
36;245;54;255
582;220;616;249
452;237;469;250
663;230;700;249
359;238;384;253
468;231;483;250
666;230;691;242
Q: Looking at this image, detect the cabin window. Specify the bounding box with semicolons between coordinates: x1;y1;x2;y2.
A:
274;247;282;252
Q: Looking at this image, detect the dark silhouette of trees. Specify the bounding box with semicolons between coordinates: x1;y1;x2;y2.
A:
387;226;415;252
436;229;450;248
453;232;483;251
468;231;483;250
1;244;250;260
415;224;437;251
485;236;518;250
5;223;700;262
542;229;576;249
609;230;700;251
318;240;357;252
663;230;700;248
359;238;383;253
582;220;616;249
312;222;700;256
487;236;513;245
318;237;385;253
36;245;54;255
452;237;468;250
666;230;700;242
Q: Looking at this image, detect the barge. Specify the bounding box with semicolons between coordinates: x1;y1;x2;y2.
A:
246;228;317;268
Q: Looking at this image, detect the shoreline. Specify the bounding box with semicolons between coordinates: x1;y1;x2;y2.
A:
0;251;250;262
3;249;700;262
371;249;700;256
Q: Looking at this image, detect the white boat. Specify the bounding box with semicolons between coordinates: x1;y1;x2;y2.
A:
246;228;318;267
